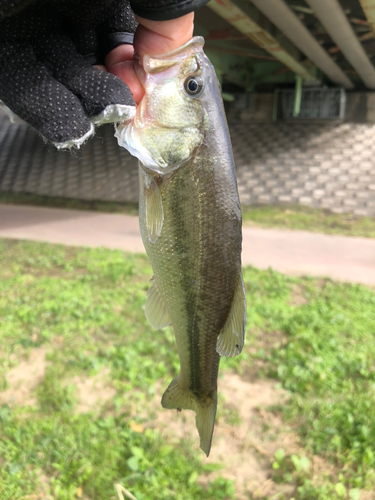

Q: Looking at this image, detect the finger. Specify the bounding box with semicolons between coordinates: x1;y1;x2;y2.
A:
107;60;144;104
133;13;194;59
93;64;108;72
105;45;144;104
0;42;93;146
105;41;135;67
34;33;135;121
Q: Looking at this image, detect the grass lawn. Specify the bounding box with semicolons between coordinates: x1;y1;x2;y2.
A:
1;239;375;499
1;192;375;239
241;204;375;239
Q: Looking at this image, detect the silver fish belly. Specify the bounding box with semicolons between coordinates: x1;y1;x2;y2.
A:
116;36;246;456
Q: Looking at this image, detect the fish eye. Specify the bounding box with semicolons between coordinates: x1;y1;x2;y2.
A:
184;76;204;96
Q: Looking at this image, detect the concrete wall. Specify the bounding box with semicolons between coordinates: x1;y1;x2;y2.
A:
224;92;375;217
227;91;375;124
345;92;375;123
227;93;274;123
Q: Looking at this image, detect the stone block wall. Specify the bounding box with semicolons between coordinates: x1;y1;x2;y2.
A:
232;122;375;216
0;112;139;203
1;106;375;216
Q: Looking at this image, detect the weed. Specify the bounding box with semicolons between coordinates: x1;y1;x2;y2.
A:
242;204;375;238
1;239;375;499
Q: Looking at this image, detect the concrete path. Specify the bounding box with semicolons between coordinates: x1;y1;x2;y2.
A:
0;203;374;286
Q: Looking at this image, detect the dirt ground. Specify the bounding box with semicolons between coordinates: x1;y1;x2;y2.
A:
0;348;306;499
147;373;295;499
0;347;48;407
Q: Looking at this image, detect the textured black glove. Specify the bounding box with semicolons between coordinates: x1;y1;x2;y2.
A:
0;0;137;148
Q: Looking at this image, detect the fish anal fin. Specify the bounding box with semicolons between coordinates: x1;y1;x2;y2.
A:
145;278;171;330
144;174;164;243
161;376;217;457
216;277;246;358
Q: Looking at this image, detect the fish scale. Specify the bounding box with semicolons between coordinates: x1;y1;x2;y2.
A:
142;161;232;385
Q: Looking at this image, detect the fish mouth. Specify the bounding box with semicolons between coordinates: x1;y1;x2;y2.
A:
142;37;205;76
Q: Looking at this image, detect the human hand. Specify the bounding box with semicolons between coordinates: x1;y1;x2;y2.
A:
0;0;137;148
106;13;195;105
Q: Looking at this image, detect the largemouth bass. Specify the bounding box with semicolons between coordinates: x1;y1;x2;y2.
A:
116;36;246;456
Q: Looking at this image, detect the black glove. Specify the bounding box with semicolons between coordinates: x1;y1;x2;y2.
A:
0;0;137;148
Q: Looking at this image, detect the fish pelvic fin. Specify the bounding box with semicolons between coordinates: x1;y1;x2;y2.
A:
161;376;217;457
216;276;247;358
143;172;164;243
145;277;171;330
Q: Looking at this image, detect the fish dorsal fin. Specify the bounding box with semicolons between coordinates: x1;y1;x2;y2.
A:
216;277;246;358
144;174;164;243
145;278;171;330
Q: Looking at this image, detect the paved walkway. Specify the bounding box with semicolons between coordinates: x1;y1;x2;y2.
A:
1;204;374;286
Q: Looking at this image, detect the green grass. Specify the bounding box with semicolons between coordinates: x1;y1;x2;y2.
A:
242;204;375;239
255;276;375;499
1;239;375;499
0;192;138;216
0;241;233;500
1;192;375;238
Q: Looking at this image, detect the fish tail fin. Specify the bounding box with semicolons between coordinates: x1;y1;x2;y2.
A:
195;401;217;457
161;376;217;457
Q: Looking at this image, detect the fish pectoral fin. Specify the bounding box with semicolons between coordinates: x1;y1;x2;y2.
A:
145;278;171;330
145;176;164;243
161;376;217;457
216;277;246;358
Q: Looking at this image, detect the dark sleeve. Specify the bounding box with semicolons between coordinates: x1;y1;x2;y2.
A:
0;0;36;20
96;0;138;57
129;0;210;21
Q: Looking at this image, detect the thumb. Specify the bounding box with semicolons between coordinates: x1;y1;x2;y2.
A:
133;13;194;59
